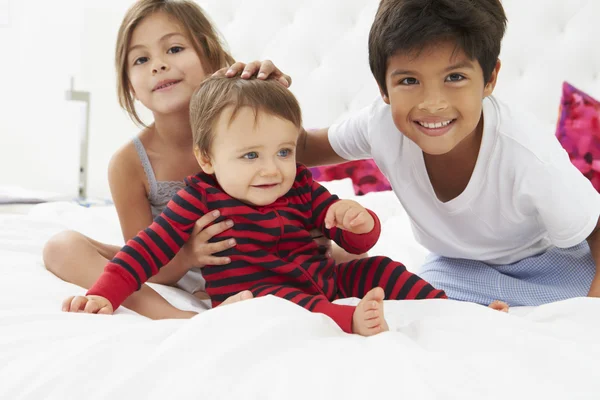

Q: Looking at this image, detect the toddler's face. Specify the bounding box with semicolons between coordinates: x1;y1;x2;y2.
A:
382;40;499;156
196;107;299;207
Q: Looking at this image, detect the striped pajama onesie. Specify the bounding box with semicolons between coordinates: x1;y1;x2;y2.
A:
88;165;445;333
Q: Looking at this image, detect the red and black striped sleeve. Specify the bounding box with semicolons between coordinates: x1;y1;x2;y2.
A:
297;165;381;254
86;184;210;309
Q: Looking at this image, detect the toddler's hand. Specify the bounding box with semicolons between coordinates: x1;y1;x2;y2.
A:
324;200;374;234
62;295;114;315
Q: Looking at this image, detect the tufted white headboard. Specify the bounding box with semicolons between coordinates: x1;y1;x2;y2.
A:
199;0;600;131
57;0;600;198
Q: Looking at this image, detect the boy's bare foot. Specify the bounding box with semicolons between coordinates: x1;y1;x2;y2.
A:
352;287;389;336
220;290;254;306
488;300;509;313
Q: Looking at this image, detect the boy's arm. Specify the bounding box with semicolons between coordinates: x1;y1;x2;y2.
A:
297;103;374;167
300;166;381;254
297;128;347;167
86;186;209;309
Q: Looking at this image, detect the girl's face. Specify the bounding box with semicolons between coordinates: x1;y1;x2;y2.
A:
127;12;207;117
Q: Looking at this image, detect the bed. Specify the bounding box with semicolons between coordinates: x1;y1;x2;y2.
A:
2;0;600;398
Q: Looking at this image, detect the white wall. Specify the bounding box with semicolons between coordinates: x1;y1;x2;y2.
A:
0;0;86;196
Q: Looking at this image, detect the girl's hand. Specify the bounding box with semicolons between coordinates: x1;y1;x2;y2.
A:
180;210;236;268
324;200;375;234
62;295;113;314
213;60;292;87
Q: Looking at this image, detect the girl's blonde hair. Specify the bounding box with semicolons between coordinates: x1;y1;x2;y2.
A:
115;0;235;126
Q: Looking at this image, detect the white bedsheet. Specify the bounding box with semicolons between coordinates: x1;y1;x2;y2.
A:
1;193;600;399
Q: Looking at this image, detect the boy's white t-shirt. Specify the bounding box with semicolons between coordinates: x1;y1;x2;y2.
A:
329;96;600;264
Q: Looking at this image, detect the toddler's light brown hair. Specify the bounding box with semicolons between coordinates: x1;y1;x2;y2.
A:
190;77;303;158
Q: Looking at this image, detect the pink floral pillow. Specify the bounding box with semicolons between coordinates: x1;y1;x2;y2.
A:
556;82;600;191
310;159;391;195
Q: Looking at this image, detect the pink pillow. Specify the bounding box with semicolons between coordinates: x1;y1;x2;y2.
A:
310;159;391;196
556;82;600;191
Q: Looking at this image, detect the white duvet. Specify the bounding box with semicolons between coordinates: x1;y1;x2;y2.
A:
1;186;600;399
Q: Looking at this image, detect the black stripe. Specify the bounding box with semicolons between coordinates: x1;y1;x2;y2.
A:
162;207;196;227
172;190;205;215
121;244;153;280
231;223;281;236
297;295;313;308
132;237;161;273
287;201;311;214
287;267;305;279
349;258;371;297
396;274;420;300
207;198;247;209
415;284;435;300
202;258;290;274
293;184;312;198
254;285;281;297
233;212;279;222
277;236;313;245
370;257;386;289
296;166;311;181
112;258;142;290
205;187;224;195
209;270;280;288
308;297;323;311
145;227;175;259
356;257;377;298
249;282;276;292
383;260;406;298
155;216;186;247
282;289;304;301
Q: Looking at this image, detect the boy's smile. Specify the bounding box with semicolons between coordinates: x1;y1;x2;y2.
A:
382;40;499;157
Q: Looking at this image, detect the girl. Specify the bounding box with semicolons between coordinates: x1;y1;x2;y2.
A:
45;0;295;319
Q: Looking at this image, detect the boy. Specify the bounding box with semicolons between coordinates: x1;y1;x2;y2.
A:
297;0;600;306
65;77;447;336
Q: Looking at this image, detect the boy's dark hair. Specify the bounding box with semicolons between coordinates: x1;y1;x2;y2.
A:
369;0;507;96
190;77;303;158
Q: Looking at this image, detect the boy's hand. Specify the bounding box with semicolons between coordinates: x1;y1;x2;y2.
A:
324;200;374;234
62;295;114;315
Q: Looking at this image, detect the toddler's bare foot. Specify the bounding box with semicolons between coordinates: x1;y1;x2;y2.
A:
220;290;254;306
488;300;509;313
352;287;389;336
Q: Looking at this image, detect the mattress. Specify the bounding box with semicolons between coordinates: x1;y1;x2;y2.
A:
1;190;599;399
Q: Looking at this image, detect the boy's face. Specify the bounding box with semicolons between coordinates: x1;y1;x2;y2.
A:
382;40;500;156
195;106;299;207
